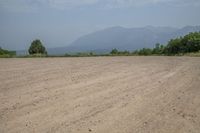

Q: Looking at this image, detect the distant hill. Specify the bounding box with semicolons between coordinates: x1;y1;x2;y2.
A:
17;26;200;55
64;25;200;53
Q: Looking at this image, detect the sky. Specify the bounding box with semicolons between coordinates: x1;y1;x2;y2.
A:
0;0;200;50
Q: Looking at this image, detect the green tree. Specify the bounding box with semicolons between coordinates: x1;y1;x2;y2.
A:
138;48;152;55
28;39;47;55
181;32;200;53
163;32;200;55
110;48;119;55
165;38;182;55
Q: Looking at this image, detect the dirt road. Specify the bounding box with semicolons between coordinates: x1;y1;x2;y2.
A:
0;56;200;133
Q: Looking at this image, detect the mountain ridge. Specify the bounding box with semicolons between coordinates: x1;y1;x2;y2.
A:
17;25;200;55
63;25;200;53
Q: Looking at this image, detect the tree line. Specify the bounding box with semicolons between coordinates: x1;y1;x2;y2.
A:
66;31;200;56
1;32;200;57
0;47;16;57
110;32;200;56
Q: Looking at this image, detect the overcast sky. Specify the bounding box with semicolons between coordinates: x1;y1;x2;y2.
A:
0;0;200;50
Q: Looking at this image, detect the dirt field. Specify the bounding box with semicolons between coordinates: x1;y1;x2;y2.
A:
0;56;200;133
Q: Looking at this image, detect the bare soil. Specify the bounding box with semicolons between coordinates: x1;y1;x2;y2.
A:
0;56;200;133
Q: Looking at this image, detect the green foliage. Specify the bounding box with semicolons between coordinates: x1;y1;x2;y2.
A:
76;52;90;57
2;32;200;58
110;48;119;55
181;32;200;53
133;32;200;56
118;50;130;55
163;32;200;55
64;53;72;57
137;48;153;55
64;52;97;57
28;39;47;55
164;38;182;55
0;47;16;57
29;32;200;57
152;43;165;55
110;49;131;56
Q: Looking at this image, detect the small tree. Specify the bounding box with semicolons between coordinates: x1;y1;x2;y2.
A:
110;48;118;55
28;39;47;55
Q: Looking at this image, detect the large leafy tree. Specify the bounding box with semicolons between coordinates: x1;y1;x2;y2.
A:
165;38;182;55
164;32;200;55
181;32;200;53
28;39;47;55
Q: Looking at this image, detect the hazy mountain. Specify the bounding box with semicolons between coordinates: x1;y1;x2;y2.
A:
17;25;200;55
60;25;200;54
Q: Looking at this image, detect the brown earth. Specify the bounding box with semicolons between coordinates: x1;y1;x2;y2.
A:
0;56;200;133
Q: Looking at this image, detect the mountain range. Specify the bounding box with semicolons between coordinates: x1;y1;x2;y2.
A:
18;25;200;55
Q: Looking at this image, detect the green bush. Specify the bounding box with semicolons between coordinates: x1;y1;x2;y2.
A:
0;47;16;57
